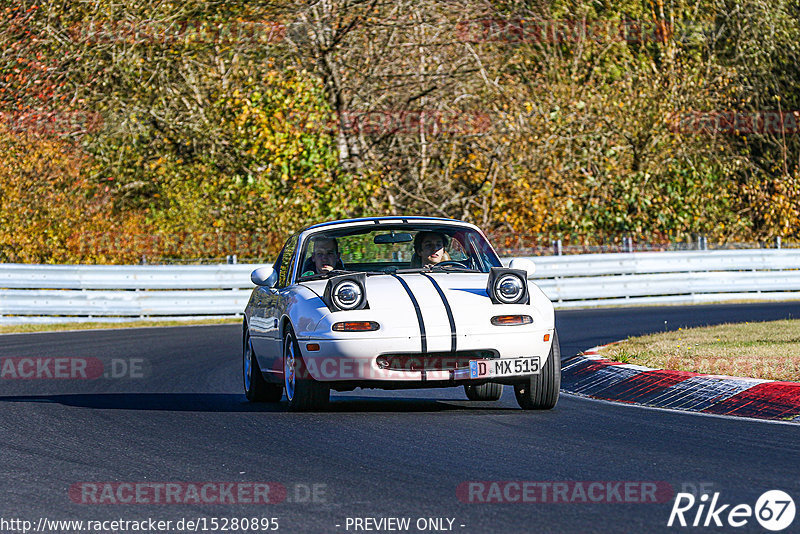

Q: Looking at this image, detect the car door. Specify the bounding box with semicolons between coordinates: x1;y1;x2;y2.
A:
259;234;298;376
248;244;286;375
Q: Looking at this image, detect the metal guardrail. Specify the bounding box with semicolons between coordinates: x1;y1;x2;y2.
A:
517;250;800;276
506;249;800;308
0;264;256;289
1;250;798;323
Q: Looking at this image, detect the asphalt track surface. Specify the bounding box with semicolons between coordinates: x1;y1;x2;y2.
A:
1;302;799;534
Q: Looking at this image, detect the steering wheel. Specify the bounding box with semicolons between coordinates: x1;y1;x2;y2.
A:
433;260;467;269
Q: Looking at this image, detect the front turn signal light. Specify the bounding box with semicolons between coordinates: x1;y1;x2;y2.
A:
491;315;533;326
332;321;380;332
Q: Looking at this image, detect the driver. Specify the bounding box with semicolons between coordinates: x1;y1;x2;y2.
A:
302;237;341;275
412;231;451;267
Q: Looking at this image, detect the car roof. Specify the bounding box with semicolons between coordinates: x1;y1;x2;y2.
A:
302;216;479;233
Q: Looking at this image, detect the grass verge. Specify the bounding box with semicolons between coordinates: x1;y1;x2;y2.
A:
0;318;242;334
598;319;800;382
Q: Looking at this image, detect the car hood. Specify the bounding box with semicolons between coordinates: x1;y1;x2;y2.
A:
299;272;550;334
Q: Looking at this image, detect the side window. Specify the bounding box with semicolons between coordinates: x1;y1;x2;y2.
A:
277;235;298;288
448;236;468;261
271;245;286;287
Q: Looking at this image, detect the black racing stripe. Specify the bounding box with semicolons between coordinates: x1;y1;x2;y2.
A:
421;273;457;352
390;274;427;353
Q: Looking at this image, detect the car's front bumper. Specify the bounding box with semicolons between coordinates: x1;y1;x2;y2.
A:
296;328;554;383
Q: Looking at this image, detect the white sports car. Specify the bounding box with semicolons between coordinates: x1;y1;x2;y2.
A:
243;216;559;411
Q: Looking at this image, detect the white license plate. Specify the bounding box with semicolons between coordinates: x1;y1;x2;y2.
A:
469;357;540;378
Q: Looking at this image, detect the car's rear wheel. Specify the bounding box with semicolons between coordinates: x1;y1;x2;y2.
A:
464;382;503;401
284;328;329;411
514;329;561;410
243;328;282;402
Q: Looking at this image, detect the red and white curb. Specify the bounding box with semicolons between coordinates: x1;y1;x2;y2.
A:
561;343;800;422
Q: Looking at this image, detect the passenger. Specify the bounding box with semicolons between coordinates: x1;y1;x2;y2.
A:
302;237;341;275
411;231;451;268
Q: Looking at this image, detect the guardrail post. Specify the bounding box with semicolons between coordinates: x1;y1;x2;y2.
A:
691;234;709;250
776;237;782;249
552;240;562;256
623;237;633;253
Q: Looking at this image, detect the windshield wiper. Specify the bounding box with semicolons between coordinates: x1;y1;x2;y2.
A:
299;269;355;281
395;265;476;274
428;264;474;272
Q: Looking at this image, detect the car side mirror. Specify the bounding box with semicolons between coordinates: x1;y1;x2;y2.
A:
509;258;536;278
251;266;277;287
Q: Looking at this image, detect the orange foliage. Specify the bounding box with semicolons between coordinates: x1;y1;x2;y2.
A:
0;125;147;263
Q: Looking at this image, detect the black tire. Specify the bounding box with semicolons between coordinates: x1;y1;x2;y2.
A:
243;327;283;402
283;328;329;412
464;382;503;401
514;329;561;410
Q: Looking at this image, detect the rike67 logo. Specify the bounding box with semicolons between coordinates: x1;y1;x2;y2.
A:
668;490;795;531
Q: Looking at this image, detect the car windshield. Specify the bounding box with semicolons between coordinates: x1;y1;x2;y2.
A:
297;224;502;279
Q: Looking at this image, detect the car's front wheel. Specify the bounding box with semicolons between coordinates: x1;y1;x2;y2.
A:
464;382;503;401
514;329;561;410
283;328;329;411
243;328;283;402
